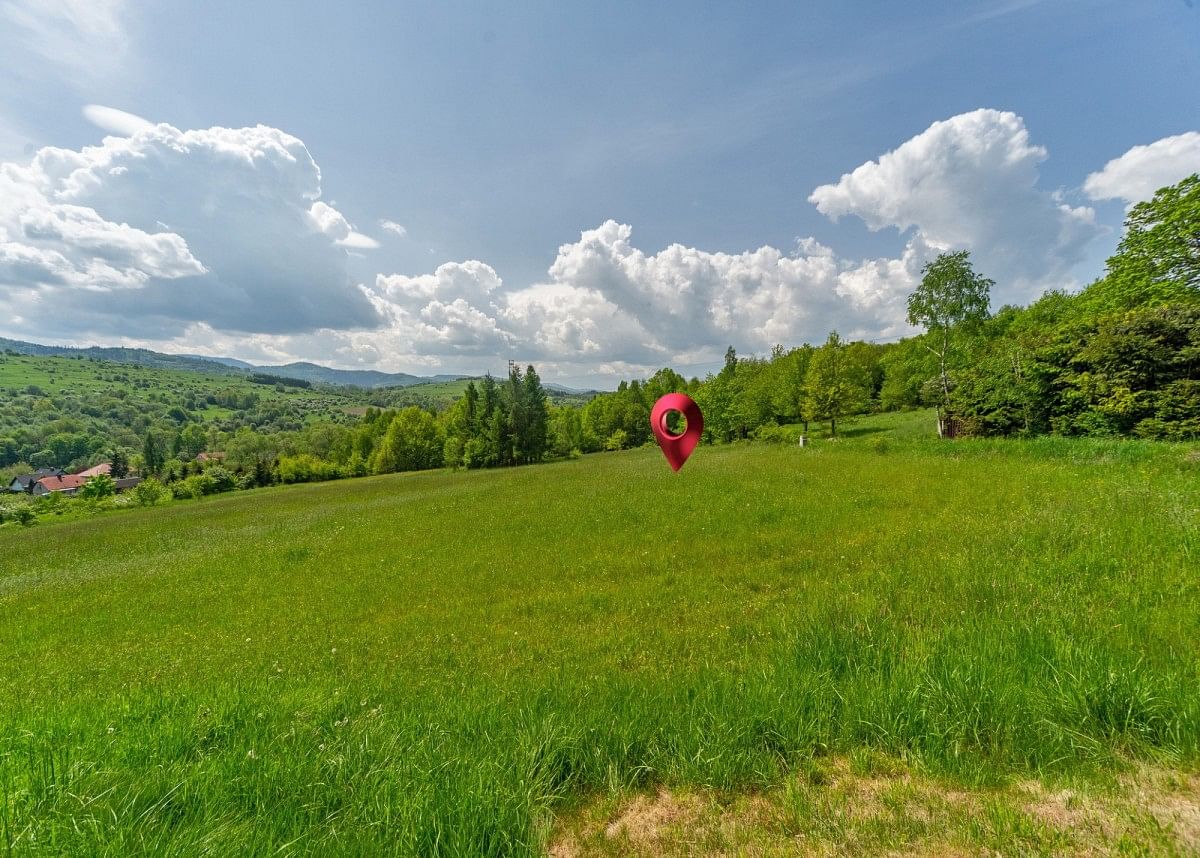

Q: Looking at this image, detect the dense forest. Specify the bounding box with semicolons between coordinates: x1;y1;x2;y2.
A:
2;173;1196;523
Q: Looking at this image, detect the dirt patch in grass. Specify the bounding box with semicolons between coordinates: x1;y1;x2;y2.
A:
550;789;765;857
602;789;696;845
548;758;1200;856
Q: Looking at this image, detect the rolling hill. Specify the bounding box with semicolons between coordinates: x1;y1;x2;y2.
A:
0;337;466;389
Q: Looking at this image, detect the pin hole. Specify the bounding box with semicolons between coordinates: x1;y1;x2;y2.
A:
661;409;687;438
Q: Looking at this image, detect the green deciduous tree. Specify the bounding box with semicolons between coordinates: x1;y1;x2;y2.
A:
79;473;116;500
805;331;868;438
1099;173;1199;310
548;405;583;458
371;407;444;474
142;432;165;476
206;466;236;493
276;454;340;483
176;423;207;460
133;477;170;506
906;250;993;435
770;345;814;427
644;367;687;402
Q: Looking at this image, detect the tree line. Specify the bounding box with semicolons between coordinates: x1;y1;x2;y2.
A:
138;172;1200;489
883;174;1199;440
5;173;1196;516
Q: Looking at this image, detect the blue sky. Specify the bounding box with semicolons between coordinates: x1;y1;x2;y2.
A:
1;0;1198;386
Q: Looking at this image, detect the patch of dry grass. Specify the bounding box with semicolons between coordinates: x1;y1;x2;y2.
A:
551;756;1200;856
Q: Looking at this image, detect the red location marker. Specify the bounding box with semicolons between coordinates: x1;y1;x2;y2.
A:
650;393;703;472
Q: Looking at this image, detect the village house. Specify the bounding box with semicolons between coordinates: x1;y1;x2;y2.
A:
9;461;141;497
7;467;65;493
31;474;88;496
30;473;142;496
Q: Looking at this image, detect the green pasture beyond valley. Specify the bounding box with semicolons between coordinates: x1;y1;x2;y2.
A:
1;411;1198;854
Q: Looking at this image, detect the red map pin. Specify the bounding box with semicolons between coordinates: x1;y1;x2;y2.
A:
650;393;704;472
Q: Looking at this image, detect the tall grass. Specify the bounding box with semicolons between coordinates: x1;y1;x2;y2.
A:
1;414;1197;854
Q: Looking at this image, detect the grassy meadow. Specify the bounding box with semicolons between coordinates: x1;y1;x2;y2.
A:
1;410;1198;854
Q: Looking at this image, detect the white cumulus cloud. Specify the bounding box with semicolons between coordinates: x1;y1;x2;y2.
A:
809;108;1100;304
309;220;919;377
0;108;1119;383
499;221;859;362
308;200;379;249
0;123;383;340
1083;131;1200;209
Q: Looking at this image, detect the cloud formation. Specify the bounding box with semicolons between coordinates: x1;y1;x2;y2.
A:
1;109;1120;381
810;109;1099;303
1083;131;1200;209
0;123;382;339
309;201;379;249
223;220;925;380
496;221;892;364
329;111;1105;375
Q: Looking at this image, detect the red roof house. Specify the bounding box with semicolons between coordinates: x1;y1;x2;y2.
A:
32;474;89;496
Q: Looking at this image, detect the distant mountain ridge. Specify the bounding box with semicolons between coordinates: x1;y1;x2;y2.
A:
176;354;256;369
251;361;465;389
0;337;467;389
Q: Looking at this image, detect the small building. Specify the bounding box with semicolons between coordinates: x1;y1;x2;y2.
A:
113;477;143;493
31;474;88;496
195;452;226;463
8;467;66;493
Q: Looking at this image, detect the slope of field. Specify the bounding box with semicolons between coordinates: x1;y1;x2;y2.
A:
1;415;1198;854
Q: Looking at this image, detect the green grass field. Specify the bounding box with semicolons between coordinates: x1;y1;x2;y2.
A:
1;412;1198;854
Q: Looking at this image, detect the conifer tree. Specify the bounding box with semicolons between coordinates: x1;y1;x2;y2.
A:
480;373;499;423
142;432;164;475
521;364;549;463
485;408;514;466
109;447;129;479
463;380;479;435
506;364;529;461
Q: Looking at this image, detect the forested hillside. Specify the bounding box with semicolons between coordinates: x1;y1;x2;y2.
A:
0;337;467;389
